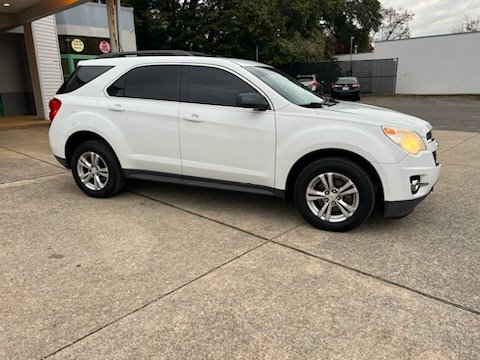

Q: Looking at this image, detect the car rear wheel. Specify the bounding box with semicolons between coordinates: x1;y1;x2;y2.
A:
294;158;375;232
71;140;124;198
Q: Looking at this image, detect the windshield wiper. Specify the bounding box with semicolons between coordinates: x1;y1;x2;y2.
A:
300;102;323;108
319;96;339;106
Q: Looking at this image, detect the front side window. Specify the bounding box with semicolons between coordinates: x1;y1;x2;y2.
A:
107;65;180;101
185;66;261;107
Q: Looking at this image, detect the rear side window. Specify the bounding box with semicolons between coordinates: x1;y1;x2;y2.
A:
58;66;112;94
185;66;259;107
107;65;180;101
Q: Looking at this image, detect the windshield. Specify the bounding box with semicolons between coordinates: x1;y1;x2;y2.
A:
246;66;324;106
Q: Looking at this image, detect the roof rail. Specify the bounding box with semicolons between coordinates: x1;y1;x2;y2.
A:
97;50;212;58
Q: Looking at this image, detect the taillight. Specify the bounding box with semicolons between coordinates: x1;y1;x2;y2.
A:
352;84;360;88
49;98;61;121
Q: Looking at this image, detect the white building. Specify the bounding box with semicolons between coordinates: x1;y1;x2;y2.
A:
0;0;133;119
336;32;480;95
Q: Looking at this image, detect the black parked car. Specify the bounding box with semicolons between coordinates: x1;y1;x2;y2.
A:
331;77;361;100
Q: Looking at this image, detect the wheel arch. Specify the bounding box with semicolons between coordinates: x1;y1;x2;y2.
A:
65;131;118;169
285;148;384;202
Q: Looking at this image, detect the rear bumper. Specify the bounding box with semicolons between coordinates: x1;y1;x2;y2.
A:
331;90;360;98
384;193;428;218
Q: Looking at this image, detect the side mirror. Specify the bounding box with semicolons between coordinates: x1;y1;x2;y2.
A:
236;93;269;111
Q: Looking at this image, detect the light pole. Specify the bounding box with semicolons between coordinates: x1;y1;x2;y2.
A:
349;36;355;76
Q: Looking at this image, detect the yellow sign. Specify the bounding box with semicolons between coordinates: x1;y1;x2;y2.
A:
71;38;84;53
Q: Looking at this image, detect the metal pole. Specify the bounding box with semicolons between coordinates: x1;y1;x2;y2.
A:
256;45;259;62
349;36;355;76
117;0;123;51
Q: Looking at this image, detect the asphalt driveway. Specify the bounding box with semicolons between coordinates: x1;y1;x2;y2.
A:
1;101;479;358
363;95;480;132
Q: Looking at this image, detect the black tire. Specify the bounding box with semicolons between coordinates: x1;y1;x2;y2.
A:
294;157;375;232
71;140;124;198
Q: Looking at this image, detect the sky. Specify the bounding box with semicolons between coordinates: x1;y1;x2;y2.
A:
380;0;480;37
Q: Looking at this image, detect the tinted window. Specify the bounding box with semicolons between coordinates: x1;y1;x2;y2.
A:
58;66;112;94
107;65;179;101
186;66;259;107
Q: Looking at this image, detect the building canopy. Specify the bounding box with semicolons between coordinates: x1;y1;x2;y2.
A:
0;0;90;32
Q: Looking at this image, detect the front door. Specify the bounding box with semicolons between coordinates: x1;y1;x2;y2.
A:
179;65;275;188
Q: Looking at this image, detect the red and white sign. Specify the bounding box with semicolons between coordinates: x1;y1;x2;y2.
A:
99;40;111;54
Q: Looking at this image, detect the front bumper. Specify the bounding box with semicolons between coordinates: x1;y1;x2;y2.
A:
384;193;429;218
55;156;69;168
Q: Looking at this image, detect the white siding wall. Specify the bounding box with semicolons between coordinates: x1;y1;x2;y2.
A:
24;15;63;119
335;32;480;94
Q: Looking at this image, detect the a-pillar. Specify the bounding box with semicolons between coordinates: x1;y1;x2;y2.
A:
24;15;63;120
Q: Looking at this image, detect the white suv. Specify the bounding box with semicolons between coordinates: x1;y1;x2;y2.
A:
48;51;440;232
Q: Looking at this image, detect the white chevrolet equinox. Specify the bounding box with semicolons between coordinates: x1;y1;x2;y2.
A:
48;51;441;232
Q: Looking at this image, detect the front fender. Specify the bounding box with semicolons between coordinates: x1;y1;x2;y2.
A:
275;119;406;192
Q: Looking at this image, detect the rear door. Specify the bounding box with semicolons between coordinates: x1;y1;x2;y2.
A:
96;64;182;174
178;65;275;188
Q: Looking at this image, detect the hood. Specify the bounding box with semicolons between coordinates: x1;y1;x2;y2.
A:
321;100;432;137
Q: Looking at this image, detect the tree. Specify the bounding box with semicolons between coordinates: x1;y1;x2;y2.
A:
317;0;383;55
372;7;414;42
121;0;383;63
123;0;328;65
452;15;480;33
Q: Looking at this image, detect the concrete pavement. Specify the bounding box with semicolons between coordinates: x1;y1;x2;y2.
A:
0;123;479;358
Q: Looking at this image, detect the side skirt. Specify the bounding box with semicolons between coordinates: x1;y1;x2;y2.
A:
123;169;285;199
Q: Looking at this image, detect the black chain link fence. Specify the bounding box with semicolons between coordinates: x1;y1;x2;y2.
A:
278;58;398;95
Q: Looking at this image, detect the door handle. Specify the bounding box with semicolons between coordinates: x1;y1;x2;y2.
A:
183;114;203;122
108;103;124;112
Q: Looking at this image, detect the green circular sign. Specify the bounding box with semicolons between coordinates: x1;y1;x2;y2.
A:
71;38;84;53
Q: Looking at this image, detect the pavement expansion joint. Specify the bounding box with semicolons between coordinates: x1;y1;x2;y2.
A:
41;241;269;359
127;190;273;241
438;133;479;156
129;189;480;317
0;144;66;170
269;240;480;317
0;172;67;187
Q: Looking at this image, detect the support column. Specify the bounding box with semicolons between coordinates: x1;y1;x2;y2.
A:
24;15;63;120
106;0;120;52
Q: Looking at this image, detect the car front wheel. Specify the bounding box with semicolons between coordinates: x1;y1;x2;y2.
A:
71;140;124;198
294;158;375;232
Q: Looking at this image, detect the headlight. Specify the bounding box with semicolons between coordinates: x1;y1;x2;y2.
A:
382;127;426;155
